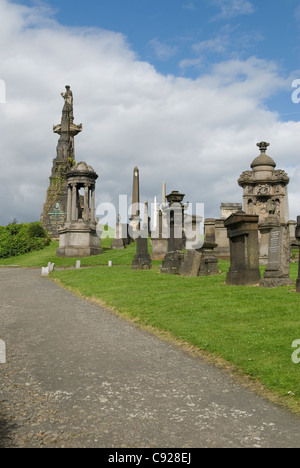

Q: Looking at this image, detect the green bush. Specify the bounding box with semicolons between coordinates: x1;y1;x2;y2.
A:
0;222;51;259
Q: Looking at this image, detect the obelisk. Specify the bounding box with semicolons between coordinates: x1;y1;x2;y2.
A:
130;166;140;233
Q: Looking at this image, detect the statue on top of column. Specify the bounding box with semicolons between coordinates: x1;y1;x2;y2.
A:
61;85;74;123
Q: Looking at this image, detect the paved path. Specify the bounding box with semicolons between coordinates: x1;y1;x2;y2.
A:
0;267;300;448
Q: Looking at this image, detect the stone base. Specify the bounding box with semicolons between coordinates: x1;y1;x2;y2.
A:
260;278;294;288
198;253;219;277
226;269;261;286
132;253;152;270
57;222;102;257
161;251;184;275
111;238;125;250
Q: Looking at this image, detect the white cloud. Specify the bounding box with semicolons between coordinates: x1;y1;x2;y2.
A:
148;37;178;61
212;0;255;19
0;0;299;228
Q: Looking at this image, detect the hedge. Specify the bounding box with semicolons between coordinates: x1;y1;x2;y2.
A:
0;222;51;259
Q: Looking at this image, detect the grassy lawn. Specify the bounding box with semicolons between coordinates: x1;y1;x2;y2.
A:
1;240;300;414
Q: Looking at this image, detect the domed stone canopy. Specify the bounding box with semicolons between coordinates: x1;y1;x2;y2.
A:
251;142;276;169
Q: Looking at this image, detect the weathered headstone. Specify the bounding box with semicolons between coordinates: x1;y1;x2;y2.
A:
132;208;152;270
180;250;202;277
198;241;219;277
47;262;55;273
41;267;49;277
224;211;261;286
259;215;293;287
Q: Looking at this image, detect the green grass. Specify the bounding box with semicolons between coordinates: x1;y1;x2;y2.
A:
1;240;300;414
0;237;149;268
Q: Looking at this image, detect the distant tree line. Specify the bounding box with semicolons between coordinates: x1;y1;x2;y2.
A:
0;222;51;258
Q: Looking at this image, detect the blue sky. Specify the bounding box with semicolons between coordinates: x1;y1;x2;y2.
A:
14;0;300;121
1;0;300;225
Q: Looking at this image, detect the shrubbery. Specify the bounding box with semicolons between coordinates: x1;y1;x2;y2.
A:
0;222;51;259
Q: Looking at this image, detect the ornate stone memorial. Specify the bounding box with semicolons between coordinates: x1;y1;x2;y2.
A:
238;142;290;265
57;162;102;257
42;86;82;238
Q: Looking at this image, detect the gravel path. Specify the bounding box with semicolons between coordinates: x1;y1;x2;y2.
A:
0;267;300;448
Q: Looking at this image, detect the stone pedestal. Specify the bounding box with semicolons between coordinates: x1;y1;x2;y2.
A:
57;221;102;257
161;191;185;275
259;216;293;288
198;242;219;277
225;212;261;286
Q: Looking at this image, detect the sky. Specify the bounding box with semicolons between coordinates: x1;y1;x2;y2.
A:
0;0;300;227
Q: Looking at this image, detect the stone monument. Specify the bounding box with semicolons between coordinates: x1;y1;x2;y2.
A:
132;208;152;270
129;167;140;235
197;221;219;277
151;183;169;260
225;211;261;286
259;203;293;287
42;86;82;238
238;142;290;264
57;162;102;257
161;191;185;275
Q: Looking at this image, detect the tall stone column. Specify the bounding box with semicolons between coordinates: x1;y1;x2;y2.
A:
91;186;96;223
84;184;90;221
66;185;72;222
71;183;77;221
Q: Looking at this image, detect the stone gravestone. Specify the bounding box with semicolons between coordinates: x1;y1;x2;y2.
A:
197;218;219;277
179;250;202;277
224;211;261;286
132;235;152;270
132;213;152;270
259;213;293;288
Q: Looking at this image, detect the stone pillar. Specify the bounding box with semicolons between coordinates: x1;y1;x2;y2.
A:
161;191;185;275
71;183;77;221
91;186;96;223
84;184;89;221
224;212;261;286
66;185;72;222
